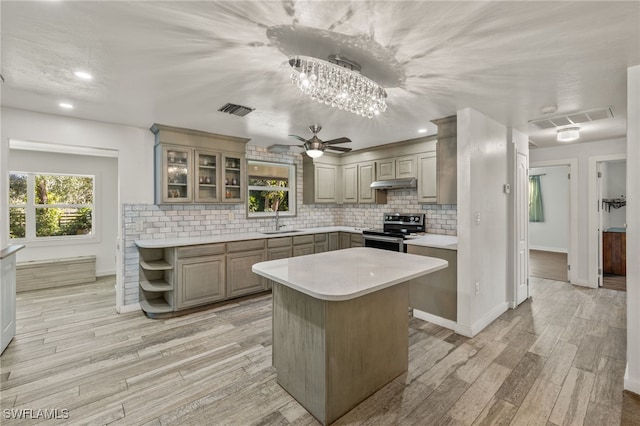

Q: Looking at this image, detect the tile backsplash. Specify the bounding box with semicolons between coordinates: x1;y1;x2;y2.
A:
122;146;456;305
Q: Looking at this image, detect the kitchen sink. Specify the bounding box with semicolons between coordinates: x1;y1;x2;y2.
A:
261;229;304;235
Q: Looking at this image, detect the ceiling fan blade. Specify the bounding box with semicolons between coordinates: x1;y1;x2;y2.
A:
326;145;352;153
288;134;307;143
324;137;351;145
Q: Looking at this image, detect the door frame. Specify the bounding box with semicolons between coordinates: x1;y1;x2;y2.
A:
588;154;626;288
529;158;578;284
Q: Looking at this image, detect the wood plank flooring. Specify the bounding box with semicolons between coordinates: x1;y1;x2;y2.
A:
603;274;627;292
0;275;630;425
529;250;568;282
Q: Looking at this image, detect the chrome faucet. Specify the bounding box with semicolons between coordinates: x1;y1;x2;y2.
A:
275;209;283;231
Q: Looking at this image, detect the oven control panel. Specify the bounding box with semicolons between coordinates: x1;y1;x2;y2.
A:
383;213;425;226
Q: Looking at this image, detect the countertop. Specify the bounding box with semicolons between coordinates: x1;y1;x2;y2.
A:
0;244;25;259
252;247;448;301
405;234;458;250
135;226;367;249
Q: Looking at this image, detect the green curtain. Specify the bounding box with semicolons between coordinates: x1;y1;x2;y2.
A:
529;175;544;222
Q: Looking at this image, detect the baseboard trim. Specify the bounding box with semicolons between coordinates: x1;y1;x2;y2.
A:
625;364;640;394
412;309;458;332
97;269;116;277
116;303;141;314
530;246;568;254
470;302;509;337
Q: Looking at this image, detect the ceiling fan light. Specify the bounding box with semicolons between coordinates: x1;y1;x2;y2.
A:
557;127;580;142
305;149;323;158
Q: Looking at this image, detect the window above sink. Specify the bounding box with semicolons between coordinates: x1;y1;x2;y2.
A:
247;160;296;219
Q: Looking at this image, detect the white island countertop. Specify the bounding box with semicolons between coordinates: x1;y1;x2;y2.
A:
252;247;448;301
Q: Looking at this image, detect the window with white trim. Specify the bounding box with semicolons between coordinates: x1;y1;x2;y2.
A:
9;172;95;240
247;161;296;218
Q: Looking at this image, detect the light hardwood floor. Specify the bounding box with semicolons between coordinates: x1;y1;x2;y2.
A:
0;276;628;425
529;250;568;282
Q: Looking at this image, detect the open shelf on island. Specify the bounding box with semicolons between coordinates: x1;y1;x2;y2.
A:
140;298;173;314
140;279;172;292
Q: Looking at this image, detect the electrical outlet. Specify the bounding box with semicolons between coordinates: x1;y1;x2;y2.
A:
135;220;143;232
228;212;234;221
475;282;480;295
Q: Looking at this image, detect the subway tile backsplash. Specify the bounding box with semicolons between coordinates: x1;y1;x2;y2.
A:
122;146;456;305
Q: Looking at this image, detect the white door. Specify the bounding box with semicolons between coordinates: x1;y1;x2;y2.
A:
597;162;604;286
516;150;529;305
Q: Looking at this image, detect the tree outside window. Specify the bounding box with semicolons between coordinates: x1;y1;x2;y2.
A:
9;172;95;239
247;161;296;218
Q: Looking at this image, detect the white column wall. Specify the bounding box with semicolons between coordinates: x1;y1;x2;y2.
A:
457;108;509;337
625;64;640;394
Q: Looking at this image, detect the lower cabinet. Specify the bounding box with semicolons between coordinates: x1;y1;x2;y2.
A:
176;254;226;309
350;234;363;247
293;235;315;257
226;249;266;298
329;233;339;251
339;232;351;249
314;234;328;253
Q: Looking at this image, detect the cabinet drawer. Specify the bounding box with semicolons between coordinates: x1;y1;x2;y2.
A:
177;243;225;259
293;235;314;245
227;239;265;253
267;237;292;248
314;234;327;243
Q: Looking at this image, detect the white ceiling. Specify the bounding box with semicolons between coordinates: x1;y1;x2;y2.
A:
1;1;638;150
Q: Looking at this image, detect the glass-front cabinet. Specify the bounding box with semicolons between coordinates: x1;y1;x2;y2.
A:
162;145;192;203
222;154;244;203
151;123;249;205
195;150;220;202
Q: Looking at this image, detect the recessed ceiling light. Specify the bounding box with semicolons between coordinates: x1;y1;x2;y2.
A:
540;105;558;114
73;71;93;80
418;128;428;133
557;127;580;142
59;102;74;109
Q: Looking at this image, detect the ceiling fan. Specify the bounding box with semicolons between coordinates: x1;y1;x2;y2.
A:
269;125;352;158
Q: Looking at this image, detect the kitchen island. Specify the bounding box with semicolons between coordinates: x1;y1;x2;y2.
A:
252;247;448;425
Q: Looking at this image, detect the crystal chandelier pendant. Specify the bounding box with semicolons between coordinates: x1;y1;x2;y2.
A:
288;55;387;118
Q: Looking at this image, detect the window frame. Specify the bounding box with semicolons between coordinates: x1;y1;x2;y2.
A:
246;160;296;219
9;171;97;243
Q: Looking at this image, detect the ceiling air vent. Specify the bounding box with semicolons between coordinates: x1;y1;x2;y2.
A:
218;103;255;117
529;107;614;130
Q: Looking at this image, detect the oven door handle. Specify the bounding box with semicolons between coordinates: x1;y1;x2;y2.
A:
363;234;404;243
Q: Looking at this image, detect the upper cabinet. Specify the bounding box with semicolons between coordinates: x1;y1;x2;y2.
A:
417;152;437;203
303;156;339;204
431;116;457;205
342;164;358;204
151;124;249;205
376;155;417;180
358;161;386;204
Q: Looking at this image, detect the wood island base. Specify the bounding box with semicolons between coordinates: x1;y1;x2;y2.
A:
272;282;409;425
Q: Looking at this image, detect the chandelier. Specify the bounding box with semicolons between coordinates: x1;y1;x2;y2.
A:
288;55;387;118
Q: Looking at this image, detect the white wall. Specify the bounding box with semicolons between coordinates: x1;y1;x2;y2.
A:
9;150;118;276
528;166;569;252
625;64;640;394
602;160;626;230
1;107;155;307
457;108;509;337
529;137;626;286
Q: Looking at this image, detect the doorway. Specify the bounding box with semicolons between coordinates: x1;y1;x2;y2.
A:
528;165;570;282
598;159;627;291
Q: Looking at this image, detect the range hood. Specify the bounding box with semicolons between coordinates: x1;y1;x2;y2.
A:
370;178;417;190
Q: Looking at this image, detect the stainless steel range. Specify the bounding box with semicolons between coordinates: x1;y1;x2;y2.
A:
362;213;425;252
